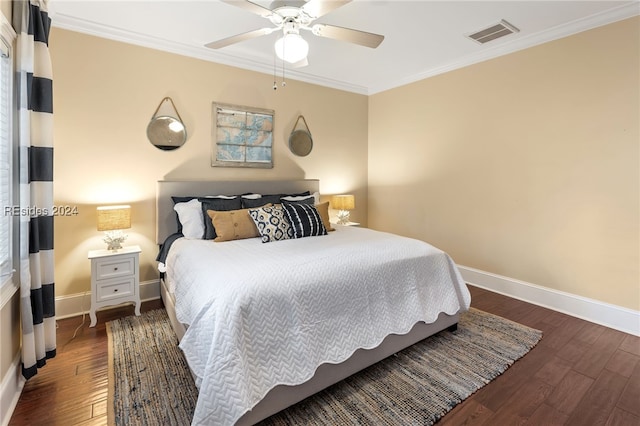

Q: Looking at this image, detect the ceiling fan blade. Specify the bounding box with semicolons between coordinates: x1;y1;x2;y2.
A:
205;28;274;49
301;0;351;19
219;0;273;18
311;24;384;48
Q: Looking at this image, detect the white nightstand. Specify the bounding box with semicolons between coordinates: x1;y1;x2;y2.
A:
88;245;141;327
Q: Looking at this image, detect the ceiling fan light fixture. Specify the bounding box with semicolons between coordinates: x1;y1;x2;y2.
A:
275;33;309;63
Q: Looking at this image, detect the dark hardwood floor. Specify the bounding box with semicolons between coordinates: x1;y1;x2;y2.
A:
9;286;640;425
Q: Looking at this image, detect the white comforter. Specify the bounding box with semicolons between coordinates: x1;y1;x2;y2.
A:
165;226;471;426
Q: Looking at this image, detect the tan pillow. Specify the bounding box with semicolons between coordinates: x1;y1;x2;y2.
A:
207;207;263;242
315;201;335;232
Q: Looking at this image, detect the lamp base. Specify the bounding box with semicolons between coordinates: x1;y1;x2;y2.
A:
103;231;127;251
336;210;351;225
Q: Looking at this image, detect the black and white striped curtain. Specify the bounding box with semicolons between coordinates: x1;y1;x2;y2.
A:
13;0;56;379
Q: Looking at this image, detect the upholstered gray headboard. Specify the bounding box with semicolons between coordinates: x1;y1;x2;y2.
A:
156;179;320;244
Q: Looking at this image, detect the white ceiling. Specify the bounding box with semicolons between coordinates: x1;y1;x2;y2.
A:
50;0;639;95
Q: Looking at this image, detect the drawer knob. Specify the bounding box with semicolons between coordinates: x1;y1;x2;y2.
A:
114;289;118;292
114;267;118;271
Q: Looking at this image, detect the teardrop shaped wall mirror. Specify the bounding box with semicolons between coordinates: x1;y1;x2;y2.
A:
289;115;313;157
147;97;187;151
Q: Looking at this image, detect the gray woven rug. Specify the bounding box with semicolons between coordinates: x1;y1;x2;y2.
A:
107;308;542;425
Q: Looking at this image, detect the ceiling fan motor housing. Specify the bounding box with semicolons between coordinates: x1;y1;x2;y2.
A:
269;5;313;27
282;19;301;35
269;1;308;12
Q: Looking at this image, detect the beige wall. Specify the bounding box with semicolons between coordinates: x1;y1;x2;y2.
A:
0;1;10;21
50;28;368;297
368;17;639;310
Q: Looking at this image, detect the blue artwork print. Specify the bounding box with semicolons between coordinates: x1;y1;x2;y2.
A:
214;105;273;167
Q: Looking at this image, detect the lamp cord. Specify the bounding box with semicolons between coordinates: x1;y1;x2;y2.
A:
62;291;88;349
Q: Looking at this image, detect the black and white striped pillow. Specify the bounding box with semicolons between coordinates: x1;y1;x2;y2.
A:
282;202;327;238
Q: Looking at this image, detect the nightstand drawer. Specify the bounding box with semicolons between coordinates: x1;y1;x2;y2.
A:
95;257;135;280
96;277;134;302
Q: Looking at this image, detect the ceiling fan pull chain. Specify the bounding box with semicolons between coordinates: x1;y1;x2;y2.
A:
281;47;287;87
273;52;278;90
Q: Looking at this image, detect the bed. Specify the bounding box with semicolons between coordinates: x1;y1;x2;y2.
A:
156;179;471;426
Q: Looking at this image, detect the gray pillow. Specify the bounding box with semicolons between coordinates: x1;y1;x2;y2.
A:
200;197;242;239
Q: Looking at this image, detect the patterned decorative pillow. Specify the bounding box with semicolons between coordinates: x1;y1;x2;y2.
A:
248;205;293;243
282;202;327;239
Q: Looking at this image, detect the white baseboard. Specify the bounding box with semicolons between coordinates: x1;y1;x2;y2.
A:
458;265;640;336
55;279;161;319
1;352;25;426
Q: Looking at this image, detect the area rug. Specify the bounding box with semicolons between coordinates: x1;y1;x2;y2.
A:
107;308;542;425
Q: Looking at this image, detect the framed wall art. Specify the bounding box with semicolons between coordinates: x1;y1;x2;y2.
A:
212;102;274;168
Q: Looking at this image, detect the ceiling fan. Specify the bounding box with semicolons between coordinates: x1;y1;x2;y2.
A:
206;0;384;66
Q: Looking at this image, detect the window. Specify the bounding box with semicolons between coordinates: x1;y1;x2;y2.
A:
1;13;15;291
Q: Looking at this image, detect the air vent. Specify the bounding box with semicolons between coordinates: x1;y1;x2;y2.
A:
466;20;519;44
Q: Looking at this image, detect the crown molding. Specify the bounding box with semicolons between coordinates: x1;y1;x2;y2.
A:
51;13;370;95
52;2;638;96
369;2;640;95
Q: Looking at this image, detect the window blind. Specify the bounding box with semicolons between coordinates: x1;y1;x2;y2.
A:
0;34;12;282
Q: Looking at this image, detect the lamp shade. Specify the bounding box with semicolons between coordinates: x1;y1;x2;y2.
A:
97;205;131;231
275;33;309;64
330;195;355;211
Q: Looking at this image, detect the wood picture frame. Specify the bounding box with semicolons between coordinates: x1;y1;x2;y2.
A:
212;102;274;168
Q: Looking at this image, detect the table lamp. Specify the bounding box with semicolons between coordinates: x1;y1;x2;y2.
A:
97;205;131;250
330;195;355;225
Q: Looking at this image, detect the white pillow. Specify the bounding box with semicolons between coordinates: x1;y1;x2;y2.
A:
281;191;320;204
174;198;204;239
202;195;236;199
240;193;262;200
